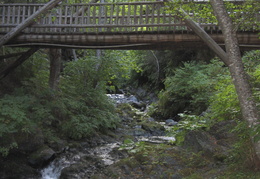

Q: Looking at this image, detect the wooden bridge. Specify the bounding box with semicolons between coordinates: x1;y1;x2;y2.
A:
0;1;260;50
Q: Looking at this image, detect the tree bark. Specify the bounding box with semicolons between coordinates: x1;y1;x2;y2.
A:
210;0;260;169
49;48;61;90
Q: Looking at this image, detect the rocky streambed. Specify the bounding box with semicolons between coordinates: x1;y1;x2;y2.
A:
0;93;238;179
39;94;176;179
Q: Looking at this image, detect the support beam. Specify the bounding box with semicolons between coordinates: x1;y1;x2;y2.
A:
0;48;39;79
0;0;62;46
0;52;26;60
49;48;61;90
181;10;229;65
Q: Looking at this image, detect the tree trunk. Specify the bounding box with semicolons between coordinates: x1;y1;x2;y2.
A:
210;0;260;169
49;48;61;90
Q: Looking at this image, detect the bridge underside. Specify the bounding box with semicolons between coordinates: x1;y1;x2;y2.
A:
2;32;259;50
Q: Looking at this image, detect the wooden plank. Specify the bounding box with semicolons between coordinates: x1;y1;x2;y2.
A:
64;5;68;24
140;4;143;32
81;5;85;25
151;3;155;31
93;5;96;25
2;6;6;32
4;33;259;47
109;4;113;32
32;5;37;33
157;6;160;32
0;0;62;46
22;23;184;28
17;6;21;24
22;6;26;22
7;5;11;31
134;4;138;31
12;5;15;24
70;5;73;26
115;4;120;32
122;5;125;31
127;3;131;32
104;5;107;27
87;5;90;24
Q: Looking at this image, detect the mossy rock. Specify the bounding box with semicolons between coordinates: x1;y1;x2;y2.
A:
28;145;55;168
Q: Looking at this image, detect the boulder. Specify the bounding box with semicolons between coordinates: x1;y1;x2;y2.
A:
60;156;104;179
28;145;55;168
14;128;44;153
0;154;40;179
183;131;220;156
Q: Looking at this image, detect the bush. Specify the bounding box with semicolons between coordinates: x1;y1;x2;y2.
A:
209;50;260;121
58;57;120;139
157;60;226;118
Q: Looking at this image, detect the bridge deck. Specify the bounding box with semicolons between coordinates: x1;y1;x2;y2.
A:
0;1;259;49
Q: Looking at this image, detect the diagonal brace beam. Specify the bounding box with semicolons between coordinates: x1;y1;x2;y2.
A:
181;9;229;65
0;48;39;79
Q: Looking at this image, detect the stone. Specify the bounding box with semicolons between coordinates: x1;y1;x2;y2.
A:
129;101;146;111
147;117;155;122
28;145;55;168
182;130;230;162
14;128;44;153
127;95;138;103
165;119;178;126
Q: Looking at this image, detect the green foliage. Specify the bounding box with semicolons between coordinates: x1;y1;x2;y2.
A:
210;50;260;122
167;0;260;31
0;92;48;156
157;60;225;117
209;74;241;121
167;113;209;145
0;142;17;157
57;55;121;139
60;93;118;140
0;94;36;137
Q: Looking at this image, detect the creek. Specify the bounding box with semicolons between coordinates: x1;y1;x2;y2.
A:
40;94;175;179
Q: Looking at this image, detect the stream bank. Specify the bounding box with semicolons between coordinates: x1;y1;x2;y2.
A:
0;92;251;179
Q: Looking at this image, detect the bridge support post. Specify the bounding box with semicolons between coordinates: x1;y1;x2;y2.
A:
49;48;61;90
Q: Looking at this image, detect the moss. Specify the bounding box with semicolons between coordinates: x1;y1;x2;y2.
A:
183;173;204;179
115;157;140;169
140;121;164;132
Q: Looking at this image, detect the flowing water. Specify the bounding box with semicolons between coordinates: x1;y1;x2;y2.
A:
40;94;175;179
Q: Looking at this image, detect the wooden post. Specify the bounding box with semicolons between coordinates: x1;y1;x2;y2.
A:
0;0;62;46
49;48;61;90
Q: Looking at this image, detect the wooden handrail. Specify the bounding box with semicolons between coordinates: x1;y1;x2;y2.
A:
0;1;259;35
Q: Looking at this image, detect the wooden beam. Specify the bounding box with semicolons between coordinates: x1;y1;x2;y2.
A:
0;52;26;60
0;48;39;79
181;9;229;65
2;33;259;47
0;0;62;47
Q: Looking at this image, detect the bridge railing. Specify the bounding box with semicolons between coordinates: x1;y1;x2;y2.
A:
0;1;259;34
